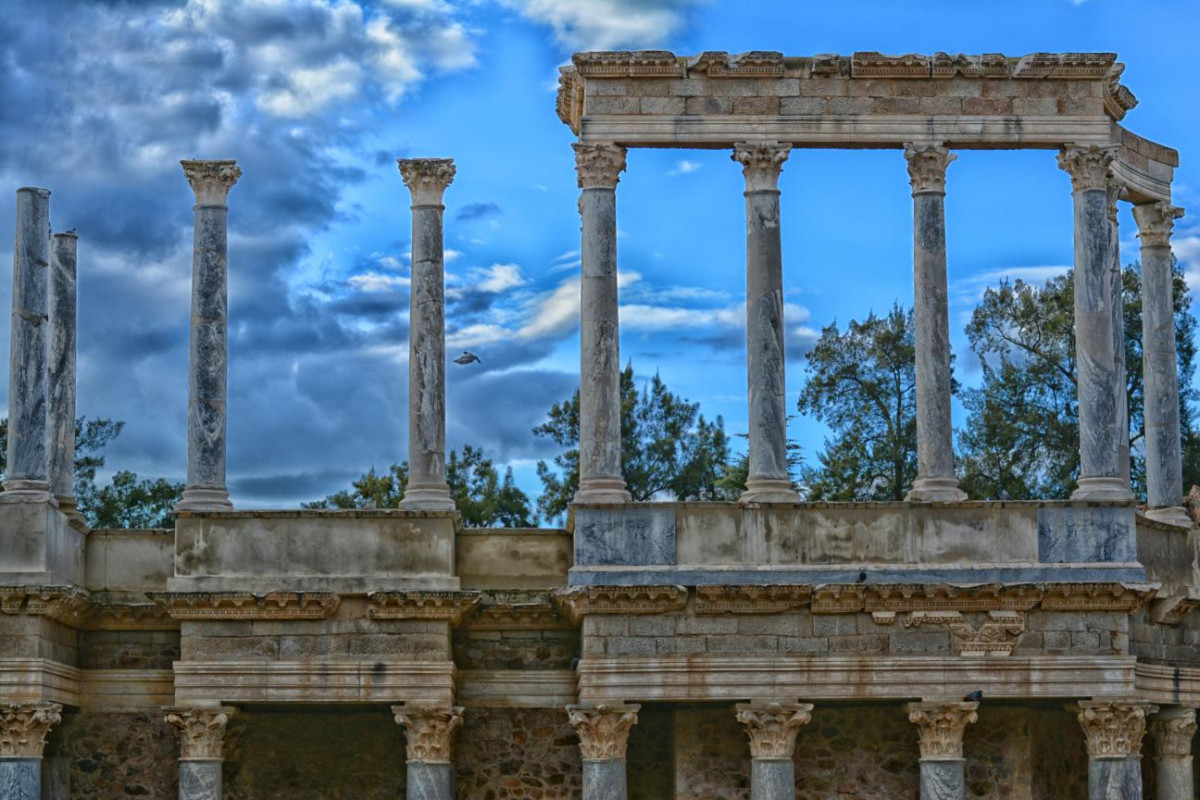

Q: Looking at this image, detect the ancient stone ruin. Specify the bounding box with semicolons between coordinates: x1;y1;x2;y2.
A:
0;50;1196;800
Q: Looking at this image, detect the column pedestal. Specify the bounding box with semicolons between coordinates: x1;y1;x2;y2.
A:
393;703;463;800
908;700;979;800
1150;707;1196;800
568;704;639;800
166;706;234;800
0;703;62;800
736;702;812;800
1075;700;1155;800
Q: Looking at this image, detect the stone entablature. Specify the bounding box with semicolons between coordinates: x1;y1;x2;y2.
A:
149;591;341;620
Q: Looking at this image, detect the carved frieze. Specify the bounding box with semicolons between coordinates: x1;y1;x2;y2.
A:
84;602;175;631
555;585;687;623
393;704;464;763
367;591;478;625
907;701;979;760
165;707;234;760
0;703;62;757
567;704;640;760
810;54;843;77
1149;596;1200;626
851;52;930;79
1039;582;1153;613
736;702;813;758
864;584;1041;614
573;51;682;78
1013;52;1116;80
150;591;340;621
0;585;91;626
931;53;1009;79
1104;63;1138;121
556;68;584;135
466;593;569;630
688;51;784;78
811;585;865;614
1057;145;1118;193
695;585;812;614
952;611;1026;657
1150;708;1197;758
1075;700;1156;757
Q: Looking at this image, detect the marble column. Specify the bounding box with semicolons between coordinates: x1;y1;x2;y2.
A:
393;704;463;800
40;756;68;800
398;158;457;511
1133;201;1190;526
3;188;53;502
904;145;967;502
1059;146;1132;501
568;703;640;800
733;142;798;504
907;701;979;800
573;143;632;504
165;706;234;800
1107;179;1131;488
1075;700;1156;800
0;703;62;800
175;160;240;513
1149;707;1196;799
48;231;77;514
736;702;813;800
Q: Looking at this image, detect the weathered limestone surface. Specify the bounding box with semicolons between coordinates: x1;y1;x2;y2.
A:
737;702;811;800
1150;707;1196;800
0;703;61;800
908;701;979;800
47;231;77;512
1076;700;1155;800
166;706;234;800
569;704;639;800
395;703;463;800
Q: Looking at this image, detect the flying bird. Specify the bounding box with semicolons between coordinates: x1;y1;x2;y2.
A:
454;351;481;365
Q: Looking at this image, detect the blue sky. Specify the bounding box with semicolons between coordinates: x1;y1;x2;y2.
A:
1;0;1197;511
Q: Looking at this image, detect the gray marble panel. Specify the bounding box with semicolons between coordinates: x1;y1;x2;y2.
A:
408;761;453;800
574;507;676;566
40;756;68;800
920;760;965;800
179;760;222;800
582;758;626;800
751;758;794;800
1038;506;1136;563
1088;756;1142;800
0;758;40;800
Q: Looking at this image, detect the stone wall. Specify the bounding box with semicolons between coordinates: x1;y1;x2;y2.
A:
80;630;180;669
454;628;579;670
54;711;179;799
180;618;450;661
455;708;581;800
1131;606;1200;666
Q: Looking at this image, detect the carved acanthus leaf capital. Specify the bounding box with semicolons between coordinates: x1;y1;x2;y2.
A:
1057;145;1117;193
393;704;463;764
732;141;791;192
0;703;62;757
574;143;627;190
1105;175;1126;224
904;145;956;195
1151;708;1197;758
165;707;234;760
1133;201;1185;248
398;158;456;206
1074;701;1157;758
181;159;241;206
736;702;813;758
567;704;640;761
907;701;979;760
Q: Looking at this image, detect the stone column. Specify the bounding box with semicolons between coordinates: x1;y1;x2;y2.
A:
0;703;61;800
176;160;240;512
907;701;979;800
1058;146;1132;501
573;143;632;504
568;703;640;800
1075;700;1156;800
1107;179;1131;488
3;188;53;502
165;707;234;800
904;145;967;502
393;704;463;800
1150;707;1196;799
48;231;77;514
1133;201;1190;526
398;158;456;511
736;702;813;800
733;142;798;504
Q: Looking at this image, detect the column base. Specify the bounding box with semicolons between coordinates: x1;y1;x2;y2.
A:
1071;476;1134;502
740;478;799;505
174;487;233;513
1145;505;1193;528
0;480;54;504
574;478;632;505
906;477;968;502
399;485;456;512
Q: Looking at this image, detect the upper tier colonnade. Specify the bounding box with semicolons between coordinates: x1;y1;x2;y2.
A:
556;50;1189;524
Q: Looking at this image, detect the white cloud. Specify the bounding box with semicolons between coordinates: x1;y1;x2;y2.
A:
505;0;699;50
471;263;528;293
668;159;701;176
259;59;363;117
349;272;411;292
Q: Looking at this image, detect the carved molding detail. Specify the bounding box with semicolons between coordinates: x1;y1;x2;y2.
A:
572;51;682;78
931;52;1008;79
736;702;813;758
1039;583;1153;613
1075;701;1156;758
688;51;784;77
398;158;456;206
0;585;91;626
465;593;569;630
904;145;956;194
1013;52;1116;80
732;141;791;193
0;703;62;757
181;159;241;205
555;586;687;623
573;142;627;190
811;585;866;614
900;610;1025;657
165;707;234;761
1104;64;1138;121
84;602;176;631
556;68;584;135
907;701;979;760
1057;145;1117;193
367;591;479;625
1133;201;1185;249
865;584;1042;614
149;591;340;621
852;52;930;79
393;704;464;763
1149;596;1200;626
567;704;640;761
1151;708;1198;758
695;585;812;615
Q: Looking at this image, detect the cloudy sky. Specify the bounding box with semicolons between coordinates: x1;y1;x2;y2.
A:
1;0;1197;509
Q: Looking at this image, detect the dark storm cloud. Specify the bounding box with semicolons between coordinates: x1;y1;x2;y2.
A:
456;202;502;221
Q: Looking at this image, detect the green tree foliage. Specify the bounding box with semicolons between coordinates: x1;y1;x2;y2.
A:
796;304;918;500
959;260;1198;499
533;365;736;522
307;446;536;527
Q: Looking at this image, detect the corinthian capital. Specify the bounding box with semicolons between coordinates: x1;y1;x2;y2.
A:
181;159;241;206
573;143;627;190
398;158;456;206
392;704;464;764
732;141;791;192
1106;175;1126;224
904;144;956;195
0;703;62;757
907;701;979;760
567;703;640;761
1074;701;1156;758
1133;201;1185;248
736;702;813;758
1150;708;1197;758
165;706;234;760
1057;145;1117;193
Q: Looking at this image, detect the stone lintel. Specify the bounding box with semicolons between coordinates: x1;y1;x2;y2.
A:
147;591;340;621
0;586;91;627
366;591;479;625
553;586;688;624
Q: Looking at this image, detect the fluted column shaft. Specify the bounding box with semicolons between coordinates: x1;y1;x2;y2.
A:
48;231;77;513
734;142;798;504
394;704;463;800
3;188;52;502
1075;700;1155;800
176;160;240;512
1133;201;1189;525
905;145;966;502
1150;707;1196;800
908;701;979;800
398;159;456;511
737;702;812;800
574;143;631;504
568;704;639;800
166;706;234;800
1059;146;1131;501
0;703;61;800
